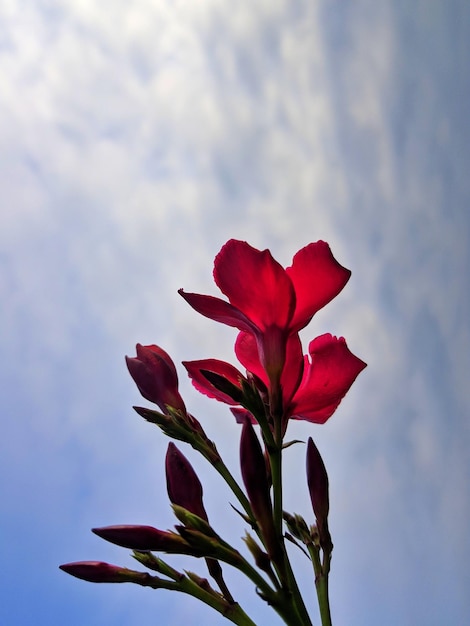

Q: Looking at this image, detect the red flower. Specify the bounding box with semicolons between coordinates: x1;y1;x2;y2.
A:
179;240;351;389
126;344;186;415
287;334;366;423
186;332;365;426
237;332;366;424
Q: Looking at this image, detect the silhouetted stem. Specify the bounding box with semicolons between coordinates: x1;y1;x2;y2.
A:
211;457;257;526
147;574;256;626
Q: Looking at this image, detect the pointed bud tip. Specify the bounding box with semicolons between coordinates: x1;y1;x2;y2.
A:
59;561;125;583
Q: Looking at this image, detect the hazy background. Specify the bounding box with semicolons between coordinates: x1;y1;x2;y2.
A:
1;1;469;624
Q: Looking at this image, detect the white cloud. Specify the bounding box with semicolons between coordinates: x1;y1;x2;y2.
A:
1;1;469;624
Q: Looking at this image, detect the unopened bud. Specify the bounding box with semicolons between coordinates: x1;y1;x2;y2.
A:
306;437;333;552
240;420;277;559
59;561;132;583
166;443;208;521
92;525;191;553
126;344;186;414
243;532;272;573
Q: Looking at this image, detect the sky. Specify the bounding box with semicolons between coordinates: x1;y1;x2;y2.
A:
1;1;469;625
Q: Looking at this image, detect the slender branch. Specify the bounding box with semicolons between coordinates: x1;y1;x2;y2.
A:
266;412;313;626
144;573;257;626
132;552;256;626
211;457;257;526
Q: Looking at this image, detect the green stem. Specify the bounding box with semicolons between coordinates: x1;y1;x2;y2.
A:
211;457;256;526
143;573;257;625
307;544;332;626
269;428;313;626
316;574;332;626
132;553;256;626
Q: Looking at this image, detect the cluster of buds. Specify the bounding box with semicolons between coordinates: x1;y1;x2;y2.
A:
61;240;366;626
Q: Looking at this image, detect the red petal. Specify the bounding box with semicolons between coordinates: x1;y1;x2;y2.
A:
235;332;267;385
280;333;304;405
213;240;296;331
235;331;304;406
231;407;257;424
288;334;366;423
183;358;245;405
286;242;351;332
137;344;178;379
179;290;256;334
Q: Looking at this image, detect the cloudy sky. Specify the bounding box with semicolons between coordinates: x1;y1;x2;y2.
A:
1;1;469;625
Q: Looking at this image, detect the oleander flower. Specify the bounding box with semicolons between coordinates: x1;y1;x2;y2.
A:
236;332;367;424
184;333;366;427
179;239;351;391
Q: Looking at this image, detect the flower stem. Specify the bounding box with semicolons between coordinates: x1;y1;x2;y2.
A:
316;574;332;626
269;426;313;626
308;544;332;626
211;457;256;526
150;573;257;625
132;553;256;626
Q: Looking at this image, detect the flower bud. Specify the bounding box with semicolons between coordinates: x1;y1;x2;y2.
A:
243;532;272;573
306;437;329;538
165;442;208;521
126;344;186;414
92;525;191;553
59;561;129;583
240;420;277;558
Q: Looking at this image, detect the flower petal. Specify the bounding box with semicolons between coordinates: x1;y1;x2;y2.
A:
235;331;267;385
178;290;256;334
231;407;257;424
213;240;296;331
183;358;246;405
235;331;304;406
289;334;367;423
287;242;351;331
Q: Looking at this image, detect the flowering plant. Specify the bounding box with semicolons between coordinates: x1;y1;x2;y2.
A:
60;240;366;626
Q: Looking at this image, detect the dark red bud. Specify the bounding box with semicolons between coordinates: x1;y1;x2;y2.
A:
306;437;329;530
59;561;126;583
240;420;276;555
165;442;208;521
92;525;190;553
126;344;186;414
